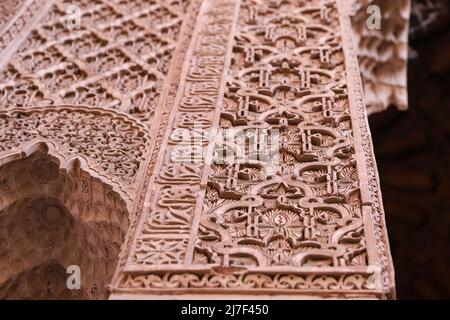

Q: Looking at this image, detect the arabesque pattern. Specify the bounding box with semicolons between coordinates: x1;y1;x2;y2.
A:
196;0;365;269
1;0;190;123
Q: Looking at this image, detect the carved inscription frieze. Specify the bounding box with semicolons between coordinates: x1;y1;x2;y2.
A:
124;0;239;269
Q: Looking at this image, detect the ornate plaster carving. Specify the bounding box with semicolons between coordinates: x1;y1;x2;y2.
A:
410;0;450;41
0;0;396;299
0;0;204;300
111;0;395;299
0;0;192;124
0;0;24;31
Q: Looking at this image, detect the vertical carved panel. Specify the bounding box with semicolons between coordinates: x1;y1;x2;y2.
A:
112;0;394;299
121;0;239;269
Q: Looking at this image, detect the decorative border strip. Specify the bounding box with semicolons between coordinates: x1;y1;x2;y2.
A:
120;0;241;271
111;0;394;300
115;271;382;299
112;0;205;281
337;0;395;298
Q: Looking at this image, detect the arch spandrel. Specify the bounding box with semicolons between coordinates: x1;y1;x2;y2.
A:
0;106;151;205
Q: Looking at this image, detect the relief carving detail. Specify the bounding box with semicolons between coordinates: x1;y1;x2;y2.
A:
0;0;396;299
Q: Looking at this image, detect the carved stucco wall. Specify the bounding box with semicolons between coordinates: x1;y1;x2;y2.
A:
350;0;448;115
0;0;199;299
0;0;397;299
0;1;23;30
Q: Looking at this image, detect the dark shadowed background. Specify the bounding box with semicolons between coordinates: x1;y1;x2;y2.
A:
369;3;450;298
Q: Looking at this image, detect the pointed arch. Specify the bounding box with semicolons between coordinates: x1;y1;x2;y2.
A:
0;142;130;299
